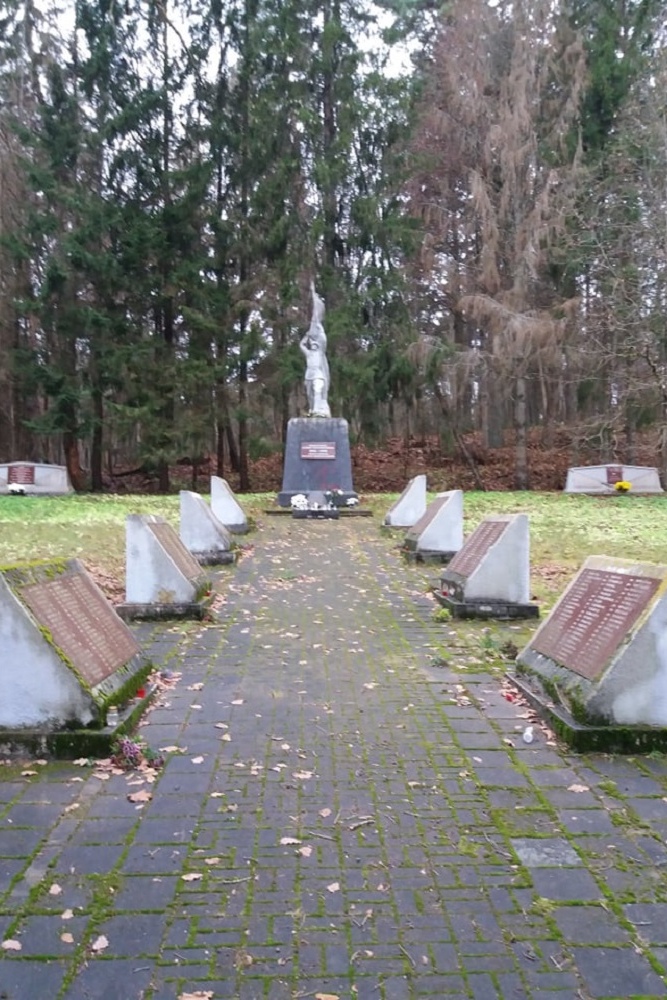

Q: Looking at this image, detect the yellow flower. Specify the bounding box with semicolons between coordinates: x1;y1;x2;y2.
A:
614;480;632;492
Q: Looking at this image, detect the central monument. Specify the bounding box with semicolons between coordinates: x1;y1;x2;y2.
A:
278;284;357;507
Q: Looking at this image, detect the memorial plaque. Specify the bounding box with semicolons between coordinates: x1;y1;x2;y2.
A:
407;495;448;539
300;442;336;460
148;521;201;581
447;519;507;578
8;464;35;485
531;569;659;680
606;465;623;485
21;574;139;687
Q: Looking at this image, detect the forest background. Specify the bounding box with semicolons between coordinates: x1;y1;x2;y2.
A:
1;0;666;494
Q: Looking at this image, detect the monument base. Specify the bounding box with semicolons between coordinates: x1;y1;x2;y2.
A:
403;546;457;565
278;417;357;507
508;671;667;754
433;588;539;620
292;509;340;520
115;599;209;621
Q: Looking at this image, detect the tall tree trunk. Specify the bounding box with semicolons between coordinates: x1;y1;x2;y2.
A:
514;375;529;490
90;382;103;491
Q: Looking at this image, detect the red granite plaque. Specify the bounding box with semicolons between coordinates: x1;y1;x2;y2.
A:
21;574;140;687
531;568;660;680
447;519;507;578
300;442;336;460
8;464;35;485
606;465;623;485
148;522;201;580
406;495;448;540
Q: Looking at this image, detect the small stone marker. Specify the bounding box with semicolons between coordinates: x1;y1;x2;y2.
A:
403;490;463;562
564;464;663;493
179;490;235;565
278;417;357;507
0;461;73;494
210;476;248;533
118;515;210;619
0;560;146;729
384;475;427;528
516;556;667;726
434;514;538;619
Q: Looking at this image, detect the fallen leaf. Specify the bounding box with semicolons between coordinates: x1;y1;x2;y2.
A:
73;758;90;767
280;837;301;846
1;939;21;951
231;699;244;705
315;993;340;1000
159;746;185;753
127;790;152;803
214;723;228;730
327;881;340;893
292;770;313;780
64;803;80;813
49;884;63;896
181;873;203;882
191;756;204;764
91;934;108;953
567;784;590;794
187;682;204;691
60;932;74;944
178;992;214;1000
363;683;378;690
221;734;232;742
299;846;313;858
204;857;221;865
319;807;332;818
61;909;74;920
21;770;37;777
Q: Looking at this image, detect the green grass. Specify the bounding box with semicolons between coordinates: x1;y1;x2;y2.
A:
2;489;667;600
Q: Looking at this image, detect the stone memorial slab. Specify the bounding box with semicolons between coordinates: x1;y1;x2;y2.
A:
179;490;234;565
119;515;210;619
564;464;663;493
278;417;357;507
404;490;463;562
0;560;147;729
384;475;427;528
210;476;248;533
434;514;538;619
516;556;667;726
0;462;72;494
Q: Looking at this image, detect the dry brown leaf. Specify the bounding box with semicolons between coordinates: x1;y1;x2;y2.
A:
292;770;313;780
315;993;340;1000
299;846;313;858
127;790;152;803
231;698;244;705
1;939;22;951
326;881;340;893
178;992;214;1000
21;770;37;777
280;837;301;846
319;808;332;818
61;909;74;920
91;934;108;953
567;784;589;794
60;932;74;944
204;857;221;865
191;756;204;764
187;682;204;691
181;873;203;882
221;734;232;742
64;803;80;813
49;884;63;896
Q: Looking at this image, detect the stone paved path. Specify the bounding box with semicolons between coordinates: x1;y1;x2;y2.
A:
2;518;667;999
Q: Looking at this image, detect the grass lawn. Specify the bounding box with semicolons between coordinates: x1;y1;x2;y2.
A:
1;488;665;602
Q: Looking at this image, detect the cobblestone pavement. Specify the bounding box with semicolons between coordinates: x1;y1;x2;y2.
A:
3;518;667;999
